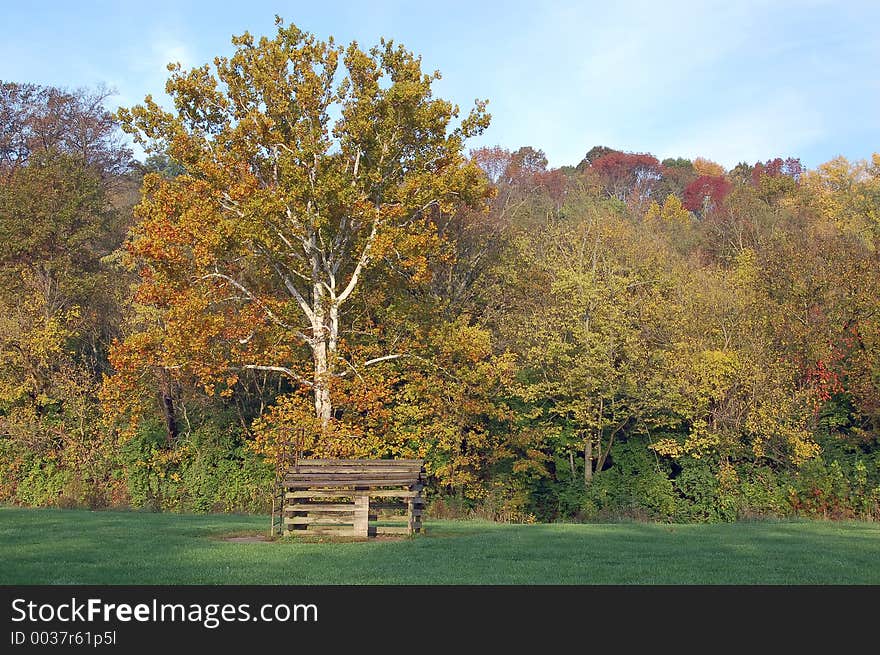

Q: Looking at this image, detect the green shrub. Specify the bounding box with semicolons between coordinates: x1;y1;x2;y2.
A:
788;457;880;520
583;440;678;521
673;460;730;522
15;458;71;507
733;467;789;518
119;419;273;514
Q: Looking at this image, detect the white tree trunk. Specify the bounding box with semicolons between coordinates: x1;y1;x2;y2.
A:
312;338;332;429
311;290;340;431
296;213;379;430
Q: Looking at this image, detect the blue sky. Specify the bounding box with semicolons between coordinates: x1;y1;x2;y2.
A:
3;0;878;169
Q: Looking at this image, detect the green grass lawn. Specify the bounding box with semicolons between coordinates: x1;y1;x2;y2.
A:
1;506;878;584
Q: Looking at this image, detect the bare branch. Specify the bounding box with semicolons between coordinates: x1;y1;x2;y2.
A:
199;272;310;341
363;353;405;366
334;351;460;383
335;352;405;379
335;355;366;383
242;364;313;387
261;257;316;325
336;216;379;306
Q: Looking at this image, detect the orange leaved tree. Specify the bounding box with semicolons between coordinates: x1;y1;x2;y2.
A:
112;18;491;440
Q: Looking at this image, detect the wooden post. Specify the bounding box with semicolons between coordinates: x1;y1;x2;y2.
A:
407;498;415;535
354;493;369;538
270;495;275;538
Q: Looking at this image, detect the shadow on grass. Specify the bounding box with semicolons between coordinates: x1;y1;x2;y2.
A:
2;507;880;585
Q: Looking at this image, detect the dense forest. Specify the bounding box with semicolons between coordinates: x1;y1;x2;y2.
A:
2;21;879;523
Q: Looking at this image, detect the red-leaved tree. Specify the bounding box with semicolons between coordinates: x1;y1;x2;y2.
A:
590;151;663;202
682;174;732;213
751;157;803;186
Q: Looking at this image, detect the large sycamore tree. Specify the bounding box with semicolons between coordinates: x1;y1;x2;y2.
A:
114;18;490;435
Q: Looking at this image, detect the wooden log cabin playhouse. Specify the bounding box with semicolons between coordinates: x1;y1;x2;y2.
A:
270;457;426;538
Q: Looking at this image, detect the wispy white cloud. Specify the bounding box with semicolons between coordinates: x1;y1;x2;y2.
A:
657;89;825;167
149;38;195;73
101;33;198;159
500;0;842;167
101;33;195;119
572;1;753;97
474;0;771;166
4;0;869;168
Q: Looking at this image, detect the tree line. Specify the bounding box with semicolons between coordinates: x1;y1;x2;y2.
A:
1;20;878;521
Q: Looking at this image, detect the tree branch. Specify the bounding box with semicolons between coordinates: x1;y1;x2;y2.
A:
261;258;316;325
363;353;406;366
335;352;405;378
336;216;379;306
241;364;313;387
199;272;309;341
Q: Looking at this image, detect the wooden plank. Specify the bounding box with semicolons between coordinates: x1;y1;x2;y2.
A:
284;484;410;491
284;479;420;489
289;460;425;471
294;459;424;465
284;471;422;479
284;471;419;481
286;511;356;519
290;469;421;476
284;482;421;489
368;490;423;498
293;459;423;464
286;504;356;512
292;464;424;472
285;489;423;499
285;473;421;482
292;473;422;480
286;491;359;499
285;516;355;525
291;470;422;478
293;474;401;479
285;481;422;489
291;469;423;477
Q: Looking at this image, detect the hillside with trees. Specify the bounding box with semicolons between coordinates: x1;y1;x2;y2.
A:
1;20;879;522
